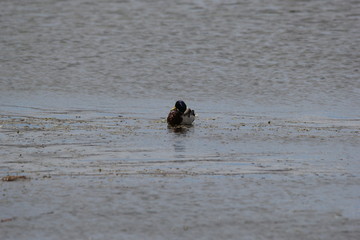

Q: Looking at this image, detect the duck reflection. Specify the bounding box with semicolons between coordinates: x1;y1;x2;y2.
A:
167;125;192;134
167;125;194;159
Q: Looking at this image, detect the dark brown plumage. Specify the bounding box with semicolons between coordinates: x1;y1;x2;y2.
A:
167;109;183;126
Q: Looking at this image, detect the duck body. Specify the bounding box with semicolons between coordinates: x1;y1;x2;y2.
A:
167;100;195;126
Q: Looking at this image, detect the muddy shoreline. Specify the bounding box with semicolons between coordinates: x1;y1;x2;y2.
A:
1;104;359;239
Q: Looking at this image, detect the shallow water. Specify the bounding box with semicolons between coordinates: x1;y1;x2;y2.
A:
1;0;360;239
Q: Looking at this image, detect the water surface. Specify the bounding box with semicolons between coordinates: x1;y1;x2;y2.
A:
1;0;359;239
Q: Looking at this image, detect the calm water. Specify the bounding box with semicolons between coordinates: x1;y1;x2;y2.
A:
1;0;360;239
1;0;360;116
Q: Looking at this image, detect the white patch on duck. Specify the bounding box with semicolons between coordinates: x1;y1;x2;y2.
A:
181;107;195;125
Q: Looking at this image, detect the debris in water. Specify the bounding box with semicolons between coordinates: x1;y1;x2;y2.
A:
1;217;16;223
2;176;28;182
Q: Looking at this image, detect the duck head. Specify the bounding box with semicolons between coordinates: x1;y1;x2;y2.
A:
175;100;187;113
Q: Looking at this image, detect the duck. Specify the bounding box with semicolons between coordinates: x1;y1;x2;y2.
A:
167;100;195;126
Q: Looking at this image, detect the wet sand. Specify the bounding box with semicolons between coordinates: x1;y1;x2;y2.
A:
1;101;359;240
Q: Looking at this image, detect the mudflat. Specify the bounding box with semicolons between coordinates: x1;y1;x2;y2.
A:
1;100;359;239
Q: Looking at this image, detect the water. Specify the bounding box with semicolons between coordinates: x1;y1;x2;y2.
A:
1;0;360;239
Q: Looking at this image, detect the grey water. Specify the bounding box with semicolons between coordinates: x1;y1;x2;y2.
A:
1;0;360;239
